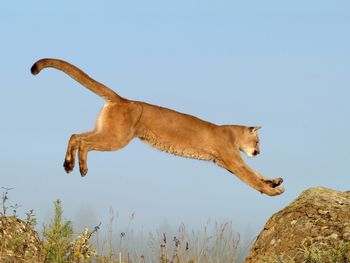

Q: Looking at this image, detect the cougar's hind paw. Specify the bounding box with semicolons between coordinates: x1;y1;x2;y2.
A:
63;159;74;173
79;167;88;177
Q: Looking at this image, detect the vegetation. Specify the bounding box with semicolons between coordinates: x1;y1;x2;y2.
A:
261;242;350;263
0;188;98;262
42;199;99;262
43;199;74;262
0;188;43;262
1;187;350;262
0;188;244;262
302;242;350;263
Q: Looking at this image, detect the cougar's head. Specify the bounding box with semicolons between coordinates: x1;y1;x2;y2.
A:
240;126;261;157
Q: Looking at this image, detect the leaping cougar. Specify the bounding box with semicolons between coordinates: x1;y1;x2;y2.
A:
31;58;284;196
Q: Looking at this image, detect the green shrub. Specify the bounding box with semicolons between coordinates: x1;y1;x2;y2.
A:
43;199;74;262
43;199;98;262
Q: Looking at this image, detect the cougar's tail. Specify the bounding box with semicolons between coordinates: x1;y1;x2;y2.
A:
31;58;123;102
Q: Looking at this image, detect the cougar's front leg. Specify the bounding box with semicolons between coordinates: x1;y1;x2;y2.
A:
230;161;284;196
217;155;284;196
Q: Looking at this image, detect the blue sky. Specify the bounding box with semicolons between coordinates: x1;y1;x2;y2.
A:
1;0;349;239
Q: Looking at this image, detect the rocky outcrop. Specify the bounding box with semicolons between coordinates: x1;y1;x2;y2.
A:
0;216;44;262
246;187;350;262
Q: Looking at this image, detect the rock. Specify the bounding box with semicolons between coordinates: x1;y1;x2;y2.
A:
245;187;350;262
0;216;44;262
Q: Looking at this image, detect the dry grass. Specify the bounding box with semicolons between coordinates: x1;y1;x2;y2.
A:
95;211;243;262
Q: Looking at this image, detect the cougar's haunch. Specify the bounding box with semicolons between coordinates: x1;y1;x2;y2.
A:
31;58;284;196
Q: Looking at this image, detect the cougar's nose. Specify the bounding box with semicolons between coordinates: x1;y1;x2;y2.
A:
253;149;260;156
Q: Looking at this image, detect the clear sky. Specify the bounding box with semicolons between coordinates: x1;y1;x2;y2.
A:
1;0;349;240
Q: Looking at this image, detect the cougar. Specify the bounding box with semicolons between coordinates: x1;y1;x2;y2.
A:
31;58;284;196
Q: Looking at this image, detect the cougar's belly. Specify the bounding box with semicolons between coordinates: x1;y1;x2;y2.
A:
138;130;215;161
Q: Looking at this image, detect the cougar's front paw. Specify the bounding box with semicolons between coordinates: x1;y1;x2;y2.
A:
262;186;285;196
271;177;283;188
273;186;285;195
63;159;74;173
264;177;283;188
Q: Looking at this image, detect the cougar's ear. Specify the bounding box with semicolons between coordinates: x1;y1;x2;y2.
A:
249;126;261;134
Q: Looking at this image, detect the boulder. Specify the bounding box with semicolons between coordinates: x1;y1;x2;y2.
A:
245;187;350;262
0;216;44;262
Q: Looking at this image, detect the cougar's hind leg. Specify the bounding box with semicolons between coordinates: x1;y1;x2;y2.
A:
63;132;94;173
73;101;142;176
77;132;133;177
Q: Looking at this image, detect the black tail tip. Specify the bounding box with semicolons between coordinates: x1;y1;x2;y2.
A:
31;63;39;75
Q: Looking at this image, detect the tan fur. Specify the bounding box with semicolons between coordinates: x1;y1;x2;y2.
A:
31;58;284;196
